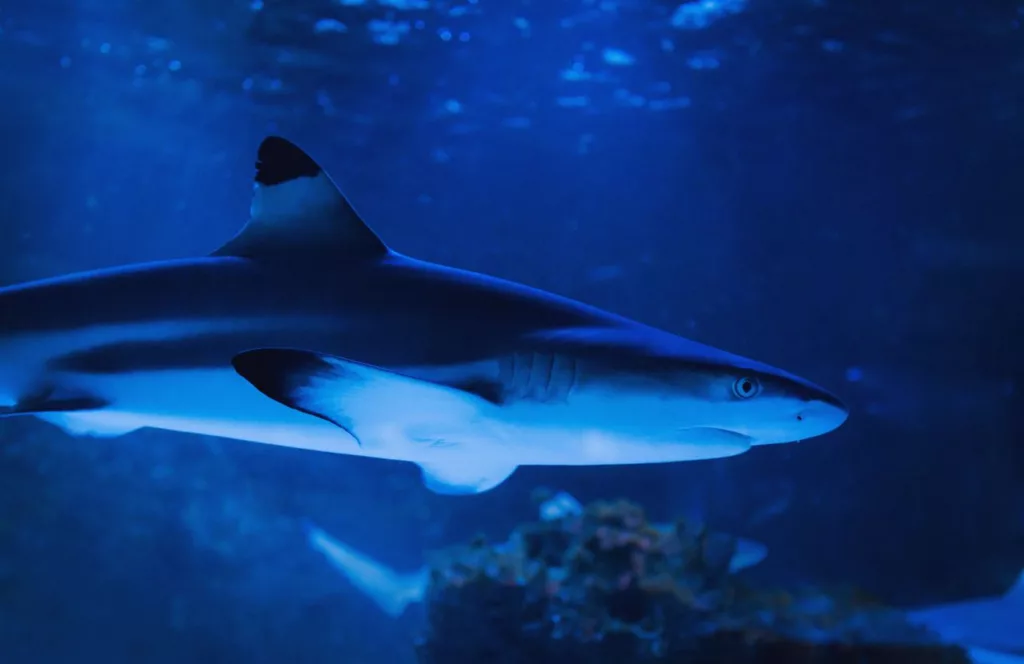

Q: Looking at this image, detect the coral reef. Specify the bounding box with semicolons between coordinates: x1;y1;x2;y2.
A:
416;499;969;664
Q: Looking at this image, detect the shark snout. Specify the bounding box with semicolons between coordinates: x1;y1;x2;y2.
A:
795;394;849;439
744;388;848;446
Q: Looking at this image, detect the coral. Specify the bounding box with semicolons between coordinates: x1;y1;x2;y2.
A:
415;499;969;664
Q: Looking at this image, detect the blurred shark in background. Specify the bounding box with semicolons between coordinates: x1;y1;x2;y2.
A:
308;512;1022;664
907;570;1024;664
304;491;769;617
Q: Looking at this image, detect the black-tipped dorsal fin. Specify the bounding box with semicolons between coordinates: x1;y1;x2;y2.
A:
213;136;388;260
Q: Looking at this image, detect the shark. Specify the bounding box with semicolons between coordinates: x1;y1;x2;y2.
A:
0;136;848;494
906;569;1024;664
304;491;770;618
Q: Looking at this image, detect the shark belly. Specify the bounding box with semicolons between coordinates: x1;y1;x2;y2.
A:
39;367;379;457
495;399;753;466
505;427;751;466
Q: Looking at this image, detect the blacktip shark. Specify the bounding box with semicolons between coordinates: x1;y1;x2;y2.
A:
906;569;1024;664
304;491;769;618
0;136;848;494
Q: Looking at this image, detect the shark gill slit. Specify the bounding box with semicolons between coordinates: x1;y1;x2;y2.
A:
539;352;555;394
499;351;576;404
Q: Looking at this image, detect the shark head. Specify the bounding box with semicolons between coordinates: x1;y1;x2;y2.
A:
643;353;849;448
530;326;848;456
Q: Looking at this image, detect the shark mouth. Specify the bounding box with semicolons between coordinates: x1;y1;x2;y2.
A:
677;426;754;447
679;426;753;440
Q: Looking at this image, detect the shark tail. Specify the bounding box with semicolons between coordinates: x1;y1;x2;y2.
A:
304;520;427;618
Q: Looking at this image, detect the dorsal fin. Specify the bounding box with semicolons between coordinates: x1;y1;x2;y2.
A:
213;136;388;260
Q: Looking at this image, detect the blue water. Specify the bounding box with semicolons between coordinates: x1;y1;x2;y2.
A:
0;0;1021;662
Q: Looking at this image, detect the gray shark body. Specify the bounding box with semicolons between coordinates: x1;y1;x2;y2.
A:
0;137;847;493
304;491;770;618
907;570;1024;664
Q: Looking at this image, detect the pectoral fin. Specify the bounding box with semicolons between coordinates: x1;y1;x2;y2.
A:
231;349;500;452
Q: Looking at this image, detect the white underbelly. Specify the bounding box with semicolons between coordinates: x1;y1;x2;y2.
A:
44;368;413;459
497;424;750;466
41;368;749;469
495;400;752;466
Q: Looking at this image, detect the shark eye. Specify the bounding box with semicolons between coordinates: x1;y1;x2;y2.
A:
732;377;761;399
